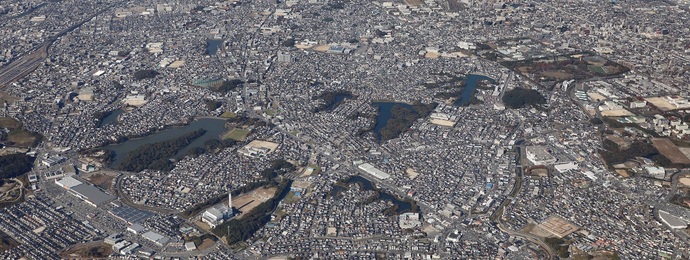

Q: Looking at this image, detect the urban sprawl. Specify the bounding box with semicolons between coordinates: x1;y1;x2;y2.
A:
1;0;690;259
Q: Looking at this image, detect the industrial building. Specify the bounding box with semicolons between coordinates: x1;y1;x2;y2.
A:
55;176;115;207
202;193;233;228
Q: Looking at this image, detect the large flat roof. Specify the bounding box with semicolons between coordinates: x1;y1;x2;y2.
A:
358;163;390;180
111;205;153;224
659;210;689;229
56;176;83;188
71;184;115;206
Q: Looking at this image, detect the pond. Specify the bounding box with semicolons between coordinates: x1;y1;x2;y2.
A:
98;109;124;128
454;74;495;106
206;39;223;55
324;93;353;111
331;175;418;215
104;118;227;168
371;102;414;140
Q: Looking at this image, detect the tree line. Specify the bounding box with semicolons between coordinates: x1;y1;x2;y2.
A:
502;88;546;109
0;153;35;179
116;129;206;172
378;101;437;141
311;90;354;113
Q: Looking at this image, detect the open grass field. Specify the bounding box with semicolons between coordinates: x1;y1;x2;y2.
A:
7;129;40;147
197;238;216;250
405;168;419;180
430;119;455;127
502;53;629;83
652;138;690;164
224;128;250;141
220;111;237;118
539;70;574;80
587;65;607;74
234;186;277;219
313;45;331;52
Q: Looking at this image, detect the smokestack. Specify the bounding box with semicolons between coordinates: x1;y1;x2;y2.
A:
228;192;232;209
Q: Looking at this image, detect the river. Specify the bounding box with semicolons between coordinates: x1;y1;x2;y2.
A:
104;118;227;168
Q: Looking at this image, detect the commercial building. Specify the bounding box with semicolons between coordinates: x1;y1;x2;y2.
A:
55;176;116;207
127;224;146;234
357;163;390;180
658;210;689;229
554;162;578;173
185;242;197;251
525;146;557;165
142;231;169;246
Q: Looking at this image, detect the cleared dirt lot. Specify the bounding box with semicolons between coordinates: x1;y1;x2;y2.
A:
234;186;277;219
600;109;634;117
679;177;690;187
645;97;677;111
60;242;112;259
83;172;118;191
652;138;690;164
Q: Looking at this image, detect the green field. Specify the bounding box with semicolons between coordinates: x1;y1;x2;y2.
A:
224;128;250;141
587;65;607;74
264;109;276;116
220;111;237;119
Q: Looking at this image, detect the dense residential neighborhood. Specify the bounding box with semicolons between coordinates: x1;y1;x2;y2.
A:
0;0;690;259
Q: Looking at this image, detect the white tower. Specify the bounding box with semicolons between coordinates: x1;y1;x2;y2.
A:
228;193;232;209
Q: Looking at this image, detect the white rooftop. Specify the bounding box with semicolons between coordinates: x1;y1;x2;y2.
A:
55;176;83;188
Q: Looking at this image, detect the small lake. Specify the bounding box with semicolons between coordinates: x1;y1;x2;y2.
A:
371;102;414;140
98;109;124;128
454;74;495;106
206;39;223;55
331;175;417;214
105;118;227;168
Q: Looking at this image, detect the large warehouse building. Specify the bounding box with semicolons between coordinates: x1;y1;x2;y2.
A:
55;176;115;207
